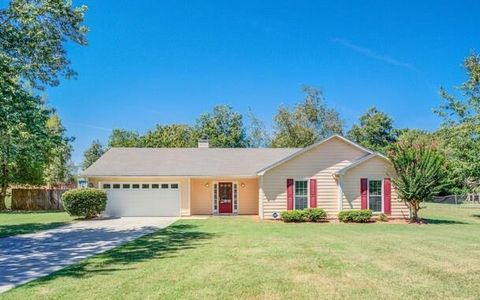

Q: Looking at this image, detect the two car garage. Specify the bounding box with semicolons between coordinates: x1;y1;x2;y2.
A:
101;182;181;217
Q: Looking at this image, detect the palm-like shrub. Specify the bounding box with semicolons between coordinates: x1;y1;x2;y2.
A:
388;141;447;222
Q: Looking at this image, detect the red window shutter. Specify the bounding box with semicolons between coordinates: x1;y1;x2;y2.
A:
287;179;294;210
309;178;317;208
384;178;392;215
360;178;368;210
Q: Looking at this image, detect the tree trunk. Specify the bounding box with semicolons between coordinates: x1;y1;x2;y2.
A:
0;162;8;210
0;183;7;210
408;200;421;223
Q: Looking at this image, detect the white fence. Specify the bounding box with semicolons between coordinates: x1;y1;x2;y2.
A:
432;194;480;205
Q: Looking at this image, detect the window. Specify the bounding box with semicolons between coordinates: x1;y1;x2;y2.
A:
113;184;120;189
294;180;308;210
170;183;178;189
233;183;238;212
132;184;140;189
122;184;130;189
142;184;150;189
213;183;218;212
369;180;382;212
151;184;159;189
102;184;111;189
161;184;169;189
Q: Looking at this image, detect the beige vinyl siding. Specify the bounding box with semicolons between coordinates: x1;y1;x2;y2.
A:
341;157;409;219
87;176;190;216
260;137;367;219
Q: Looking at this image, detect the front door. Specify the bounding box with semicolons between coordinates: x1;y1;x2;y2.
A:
218;182;233;213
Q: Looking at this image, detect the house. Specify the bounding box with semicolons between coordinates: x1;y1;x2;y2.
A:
82;135;409;219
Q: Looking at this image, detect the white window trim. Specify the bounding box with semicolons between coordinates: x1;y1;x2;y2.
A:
367;178;384;214
293;178;310;210
212;182;218;214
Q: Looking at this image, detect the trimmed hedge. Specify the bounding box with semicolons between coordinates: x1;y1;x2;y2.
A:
62;188;107;219
337;209;372;223
281;210;305;222
303;208;327;222
281;208;327;223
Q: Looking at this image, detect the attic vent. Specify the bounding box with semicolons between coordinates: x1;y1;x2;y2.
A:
198;137;209;148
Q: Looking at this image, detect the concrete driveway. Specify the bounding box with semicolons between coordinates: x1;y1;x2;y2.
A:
0;217;178;293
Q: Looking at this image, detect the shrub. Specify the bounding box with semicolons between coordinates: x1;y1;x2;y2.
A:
62;188;107;219
378;213;389;222
281;210;305;222
337;209;372;223
303;208;327;222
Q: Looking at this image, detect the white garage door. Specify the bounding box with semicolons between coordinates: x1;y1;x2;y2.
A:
102;183;181;217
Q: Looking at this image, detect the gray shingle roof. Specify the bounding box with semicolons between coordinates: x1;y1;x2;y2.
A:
83;147;301;177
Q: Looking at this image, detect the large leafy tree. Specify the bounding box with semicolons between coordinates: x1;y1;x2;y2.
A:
195;105;248;148
389;140;447;223
143;124;196;148
347;107;397;153
0;0;88;89
108;129;143;148
434;52;480;193
43;113;75;186
82;140;105;170
0;87;57;209
270;86;343;147
0;0;88;208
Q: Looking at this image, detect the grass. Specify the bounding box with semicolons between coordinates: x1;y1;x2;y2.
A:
2;203;480;299
0;211;75;238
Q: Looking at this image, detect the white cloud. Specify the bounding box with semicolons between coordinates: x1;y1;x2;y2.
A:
332;38;416;70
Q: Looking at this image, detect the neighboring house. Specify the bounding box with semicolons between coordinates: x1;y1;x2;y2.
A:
83;135;409;219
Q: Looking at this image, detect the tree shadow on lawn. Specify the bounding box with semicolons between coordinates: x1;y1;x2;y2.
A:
422;218;468;224
25;223;216;285
0;222;71;238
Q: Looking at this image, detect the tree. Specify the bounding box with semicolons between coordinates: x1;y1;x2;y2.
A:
347;107;397;153
0;0;88;89
0;88;54;209
388;140;447;223
195;105;248;147
143;124;196;148
0;0;88;209
434;52;480;193
270;86;343;147
108;129;143;148
82;140;105;170
43;113;75;186
246;108;269;147
396;129;434;146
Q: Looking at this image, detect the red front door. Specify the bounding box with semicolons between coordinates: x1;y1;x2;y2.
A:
218;182;233;213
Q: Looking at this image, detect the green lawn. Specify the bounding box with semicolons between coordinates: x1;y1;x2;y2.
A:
3;203;480;299
0;211;75;238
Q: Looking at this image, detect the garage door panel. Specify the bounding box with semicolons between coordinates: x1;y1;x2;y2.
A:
104;187;180;217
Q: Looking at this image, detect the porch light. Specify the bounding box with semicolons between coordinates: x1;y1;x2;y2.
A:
205;182;209;188
241;182;246;188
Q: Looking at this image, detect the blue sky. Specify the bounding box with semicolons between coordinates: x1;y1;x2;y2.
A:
41;0;479;163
